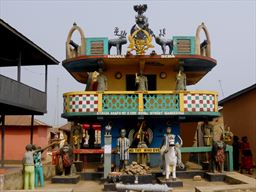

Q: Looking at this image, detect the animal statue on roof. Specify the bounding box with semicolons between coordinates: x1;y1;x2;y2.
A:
108;27;127;55
154;29;173;55
130;4;154;39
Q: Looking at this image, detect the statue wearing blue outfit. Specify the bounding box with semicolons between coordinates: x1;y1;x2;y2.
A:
33;147;44;188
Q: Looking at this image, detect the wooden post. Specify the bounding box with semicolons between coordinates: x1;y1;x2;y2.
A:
1;115;5;168
17;51;21;82
30;115;34;144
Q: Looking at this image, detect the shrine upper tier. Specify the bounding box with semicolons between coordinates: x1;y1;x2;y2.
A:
63;4;216;90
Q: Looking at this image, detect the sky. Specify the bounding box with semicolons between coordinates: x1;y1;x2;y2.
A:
0;0;255;127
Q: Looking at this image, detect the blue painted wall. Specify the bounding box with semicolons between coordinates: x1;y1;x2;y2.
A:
101;117;180;167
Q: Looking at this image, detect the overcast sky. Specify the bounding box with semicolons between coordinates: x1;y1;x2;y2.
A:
0;0;255;126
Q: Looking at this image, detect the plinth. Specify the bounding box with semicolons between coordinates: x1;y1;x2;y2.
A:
205;172;226;182
157;177;183;187
51;175;80;184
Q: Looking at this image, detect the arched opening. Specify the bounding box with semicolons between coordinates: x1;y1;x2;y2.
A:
195;23;211;57
66;23;86;59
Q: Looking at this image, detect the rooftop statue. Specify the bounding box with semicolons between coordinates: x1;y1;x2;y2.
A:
154;29;173;55
128;4;154;55
108;27;127;55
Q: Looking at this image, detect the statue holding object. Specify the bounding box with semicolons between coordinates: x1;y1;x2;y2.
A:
135;71;148;91
97;68;108;91
176;66;187;91
23;141;59;190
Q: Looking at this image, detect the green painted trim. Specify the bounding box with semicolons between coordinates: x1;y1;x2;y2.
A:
180;146;233;171
85;37;108;55
62;111;220;118
173;36;195;55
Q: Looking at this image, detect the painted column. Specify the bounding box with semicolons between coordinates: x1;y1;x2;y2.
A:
104;134;112;178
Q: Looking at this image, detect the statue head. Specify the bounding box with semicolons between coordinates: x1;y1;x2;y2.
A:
133;4;147;15
120;129;126;137
179;66;184;72
98;68;104;74
168;134;176;146
166;127;172;134
25;144;32;151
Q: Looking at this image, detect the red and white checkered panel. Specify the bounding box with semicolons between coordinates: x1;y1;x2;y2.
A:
64;94;98;113
184;94;215;112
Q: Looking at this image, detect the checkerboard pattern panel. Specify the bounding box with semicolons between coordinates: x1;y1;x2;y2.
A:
184;94;215;112
64;94;98;112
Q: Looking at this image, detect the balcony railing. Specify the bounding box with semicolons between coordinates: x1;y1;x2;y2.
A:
63;90;218;117
0;74;46;114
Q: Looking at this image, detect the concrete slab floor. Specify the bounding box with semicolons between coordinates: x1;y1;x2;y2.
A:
33;178;225;192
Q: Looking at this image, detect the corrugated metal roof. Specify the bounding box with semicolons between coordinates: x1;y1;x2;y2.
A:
3;115;50;127
0;19;59;66
219;83;256;106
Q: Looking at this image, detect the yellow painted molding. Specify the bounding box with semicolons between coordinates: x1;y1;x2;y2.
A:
179;92;184;112
138;93;144;112
98;93;102;112
214;94;218;112
63;90;218;97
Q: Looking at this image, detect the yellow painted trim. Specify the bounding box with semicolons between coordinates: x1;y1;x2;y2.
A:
98;93;102;112
179;92;184;112
138;93;144;112
214;94;218;112
63;90;219;97
63;95;69;113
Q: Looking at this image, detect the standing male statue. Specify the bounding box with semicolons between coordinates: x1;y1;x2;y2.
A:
97;68;108;91
117;129;130;171
176;66;186;91
135;71;148;91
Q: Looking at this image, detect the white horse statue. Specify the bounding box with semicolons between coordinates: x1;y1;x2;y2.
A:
163;135;184;180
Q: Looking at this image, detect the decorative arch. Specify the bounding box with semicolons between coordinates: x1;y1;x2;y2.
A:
66;23;86;59
195;22;211;57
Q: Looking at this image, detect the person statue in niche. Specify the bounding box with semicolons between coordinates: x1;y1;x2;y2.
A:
97;68;108;91
117;129;130;171
176;66;186;91
160;127;184;174
135;70;148;91
202;121;213;146
71;122;83;161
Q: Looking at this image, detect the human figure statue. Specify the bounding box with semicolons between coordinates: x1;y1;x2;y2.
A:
202;121;213;146
176;66;186;91
97;68;108;91
160;127;184;174
117;129;130;171
23;144;35;190
71;122;83;161
33;146;44;188
59;143;73;176
105;121;112;135
132;121;150;164
211;136;226;173
135;71;148;91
